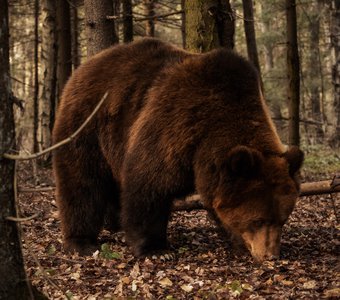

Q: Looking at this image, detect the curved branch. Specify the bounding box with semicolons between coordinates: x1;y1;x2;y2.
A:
3;92;108;161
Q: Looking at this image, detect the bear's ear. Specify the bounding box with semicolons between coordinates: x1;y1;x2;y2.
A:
227;146;263;178
284;146;304;176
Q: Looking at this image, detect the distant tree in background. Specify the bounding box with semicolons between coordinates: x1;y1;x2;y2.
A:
144;0;156;37
185;0;235;52
242;0;261;83
329;0;340;148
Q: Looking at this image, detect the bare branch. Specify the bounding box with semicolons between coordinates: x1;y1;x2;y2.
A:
6;213;39;222
3;92;108;161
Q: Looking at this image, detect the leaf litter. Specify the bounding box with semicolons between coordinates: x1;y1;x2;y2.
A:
17;162;339;299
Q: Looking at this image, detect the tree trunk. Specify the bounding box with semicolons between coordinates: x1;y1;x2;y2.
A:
84;0;118;57
122;0;133;43
40;0;57;152
329;0;340;148
144;0;155;37
185;0;235;53
33;0;39;153
181;0;186;48
57;0;72;96
71;4;80;69
308;1;324;144
242;0;261;78
286;0;301;146
0;1;32;298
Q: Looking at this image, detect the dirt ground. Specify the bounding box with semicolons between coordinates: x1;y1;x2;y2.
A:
17;162;339;299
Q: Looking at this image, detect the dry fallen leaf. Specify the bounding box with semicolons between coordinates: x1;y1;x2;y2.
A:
159;277;173;287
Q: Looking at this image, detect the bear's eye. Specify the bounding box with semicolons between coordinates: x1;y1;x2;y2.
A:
252;219;266;228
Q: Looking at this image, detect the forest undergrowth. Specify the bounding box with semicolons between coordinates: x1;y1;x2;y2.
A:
17;147;339;299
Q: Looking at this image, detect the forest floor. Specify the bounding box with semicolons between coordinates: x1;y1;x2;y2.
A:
17;161;339;300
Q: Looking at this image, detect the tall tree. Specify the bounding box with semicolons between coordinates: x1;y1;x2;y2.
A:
329;0;340;147
286;0;300;146
71;3;81;69
0;0;31;298
185;0;235;53
144;0;155;37
242;0;261;77
57;0;72;96
40;0;58;151
33;0;39;153
84;0;118;57
122;0;133;42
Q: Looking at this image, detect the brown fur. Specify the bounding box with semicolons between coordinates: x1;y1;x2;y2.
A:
53;38;303;260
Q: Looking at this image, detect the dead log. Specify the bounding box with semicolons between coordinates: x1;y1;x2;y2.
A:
173;180;340;211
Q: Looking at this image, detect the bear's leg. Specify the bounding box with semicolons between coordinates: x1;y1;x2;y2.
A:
56;170;115;255
121;190;172;257
104;186;122;232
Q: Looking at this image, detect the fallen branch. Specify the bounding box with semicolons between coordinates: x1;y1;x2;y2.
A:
173;180;340;211
6;213;39;222
3;92;108;161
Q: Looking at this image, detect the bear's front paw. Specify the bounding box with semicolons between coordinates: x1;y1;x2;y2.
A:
131;237;169;257
64;238;99;256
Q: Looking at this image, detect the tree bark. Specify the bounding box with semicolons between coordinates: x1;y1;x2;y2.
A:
286;0;301;146
57;0;72;96
122;0;133;42
308;1;324;144
329;0;340;148
242;0;261;78
40;0;57;152
84;0;118;57
71;4;81;69
185;0;235;53
33;0;39;153
0;1;32;298
144;0;156;37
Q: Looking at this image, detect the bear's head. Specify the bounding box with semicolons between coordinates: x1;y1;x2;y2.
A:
212;145;304;262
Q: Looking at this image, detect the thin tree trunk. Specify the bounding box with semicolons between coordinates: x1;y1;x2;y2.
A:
181;0;186;48
308;1;324;143
144;0;155;37
0;1;32;298
40;0;57;152
84;0;117;57
185;0;235;53
286;0;301;146
122;0;133;43
242;0;261;77
329;0;340;148
33;0;39;153
57;0;72;96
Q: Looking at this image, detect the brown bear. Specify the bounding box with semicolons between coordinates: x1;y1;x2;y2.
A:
52;38;303;262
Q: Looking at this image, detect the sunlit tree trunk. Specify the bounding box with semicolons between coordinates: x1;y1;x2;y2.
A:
84;0;118;57
40;0;57;152
0;1;32;298
286;0;300;146
185;0;234;53
122;0;133;42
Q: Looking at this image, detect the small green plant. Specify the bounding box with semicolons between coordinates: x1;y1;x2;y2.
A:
100;243;121;260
